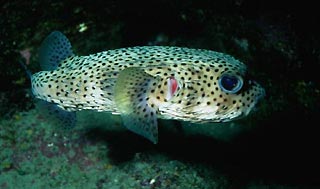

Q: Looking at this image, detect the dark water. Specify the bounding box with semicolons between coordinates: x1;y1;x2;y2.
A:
1;1;319;188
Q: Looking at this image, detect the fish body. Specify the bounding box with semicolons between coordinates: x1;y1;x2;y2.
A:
31;31;265;143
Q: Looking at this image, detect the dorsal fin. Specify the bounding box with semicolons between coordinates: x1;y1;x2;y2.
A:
39;31;74;71
114;67;159;144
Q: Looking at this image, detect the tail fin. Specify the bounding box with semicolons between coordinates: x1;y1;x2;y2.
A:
39;31;74;71
18;60;32;80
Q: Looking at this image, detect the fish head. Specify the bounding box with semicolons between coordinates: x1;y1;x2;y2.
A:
157;56;265;123
199;59;265;122
210;65;265;122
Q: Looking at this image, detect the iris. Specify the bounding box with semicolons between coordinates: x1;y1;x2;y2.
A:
218;73;243;93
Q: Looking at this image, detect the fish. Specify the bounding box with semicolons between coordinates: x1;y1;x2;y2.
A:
31;31;265;144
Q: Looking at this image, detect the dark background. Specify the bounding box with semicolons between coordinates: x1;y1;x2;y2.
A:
1;0;320;187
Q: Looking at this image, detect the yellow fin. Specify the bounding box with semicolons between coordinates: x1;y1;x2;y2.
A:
114;67;159;144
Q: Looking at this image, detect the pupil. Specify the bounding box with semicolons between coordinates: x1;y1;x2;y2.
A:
222;76;238;91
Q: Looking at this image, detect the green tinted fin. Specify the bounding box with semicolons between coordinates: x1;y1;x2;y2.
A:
39;31;74;71
114;67;159;144
36;100;76;130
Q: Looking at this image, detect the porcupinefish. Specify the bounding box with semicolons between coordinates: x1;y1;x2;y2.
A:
31;31;265;143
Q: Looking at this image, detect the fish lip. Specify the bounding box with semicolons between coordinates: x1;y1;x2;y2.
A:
257;86;266;101
251;80;266;101
251;83;266;112
256;88;266;102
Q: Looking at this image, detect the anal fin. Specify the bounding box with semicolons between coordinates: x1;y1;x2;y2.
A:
36;99;76;129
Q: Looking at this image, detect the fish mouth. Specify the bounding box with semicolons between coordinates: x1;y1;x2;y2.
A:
256;89;266;104
250;82;266;113
255;82;266;102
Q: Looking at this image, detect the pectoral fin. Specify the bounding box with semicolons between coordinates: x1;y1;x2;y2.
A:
114;67;159;144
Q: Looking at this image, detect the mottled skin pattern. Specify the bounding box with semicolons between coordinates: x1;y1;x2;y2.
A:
32;46;265;123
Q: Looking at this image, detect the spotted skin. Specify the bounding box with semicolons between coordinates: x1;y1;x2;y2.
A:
31;31;265;143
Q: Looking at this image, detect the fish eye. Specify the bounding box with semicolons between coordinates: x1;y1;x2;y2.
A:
218;73;243;93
